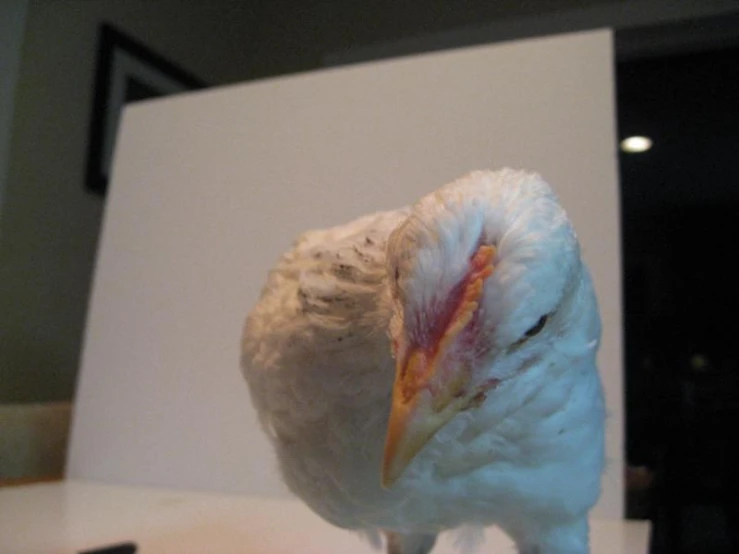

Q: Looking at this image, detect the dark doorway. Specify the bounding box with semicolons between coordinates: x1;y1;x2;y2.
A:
618;39;739;554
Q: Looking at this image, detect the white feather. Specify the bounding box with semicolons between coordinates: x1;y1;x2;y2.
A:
242;169;605;554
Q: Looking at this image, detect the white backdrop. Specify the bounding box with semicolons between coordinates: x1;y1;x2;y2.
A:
68;29;623;518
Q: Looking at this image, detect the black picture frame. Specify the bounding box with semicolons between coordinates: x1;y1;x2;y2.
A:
85;24;207;196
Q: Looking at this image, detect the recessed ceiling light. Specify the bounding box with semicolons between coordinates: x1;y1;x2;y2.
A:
620;136;653;153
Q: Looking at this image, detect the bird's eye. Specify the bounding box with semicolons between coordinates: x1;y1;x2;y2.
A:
524;315;548;338
394;267;400;283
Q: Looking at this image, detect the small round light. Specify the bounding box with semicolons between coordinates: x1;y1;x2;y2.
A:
620;136;653;153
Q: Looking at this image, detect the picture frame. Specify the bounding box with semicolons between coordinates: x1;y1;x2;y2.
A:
85;24;207;195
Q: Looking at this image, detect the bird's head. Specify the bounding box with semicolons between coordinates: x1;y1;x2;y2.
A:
382;169;589;486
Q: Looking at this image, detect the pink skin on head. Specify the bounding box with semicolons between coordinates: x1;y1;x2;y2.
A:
383;245;497;486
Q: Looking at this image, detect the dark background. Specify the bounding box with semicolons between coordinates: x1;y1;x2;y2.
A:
618;44;739;553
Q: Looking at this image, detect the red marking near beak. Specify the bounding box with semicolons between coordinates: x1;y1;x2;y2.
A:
383;244;497;487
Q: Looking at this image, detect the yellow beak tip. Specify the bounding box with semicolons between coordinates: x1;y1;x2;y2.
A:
381;474;394;489
381;455;403;489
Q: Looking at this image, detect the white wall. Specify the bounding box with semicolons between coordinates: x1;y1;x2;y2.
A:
0;0;259;402
68;29;624;518
0;0;28;220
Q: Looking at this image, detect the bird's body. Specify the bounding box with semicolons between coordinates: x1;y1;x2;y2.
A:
242;169;606;553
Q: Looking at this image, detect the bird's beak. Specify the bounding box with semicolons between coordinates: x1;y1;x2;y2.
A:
382;351;473;488
382;244;497;488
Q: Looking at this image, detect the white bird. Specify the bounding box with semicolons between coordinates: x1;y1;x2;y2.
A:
241;169;605;554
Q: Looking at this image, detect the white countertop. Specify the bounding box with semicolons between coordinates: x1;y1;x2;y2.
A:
0;480;650;553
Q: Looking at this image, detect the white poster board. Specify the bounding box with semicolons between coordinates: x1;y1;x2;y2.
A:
69;29;622;518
